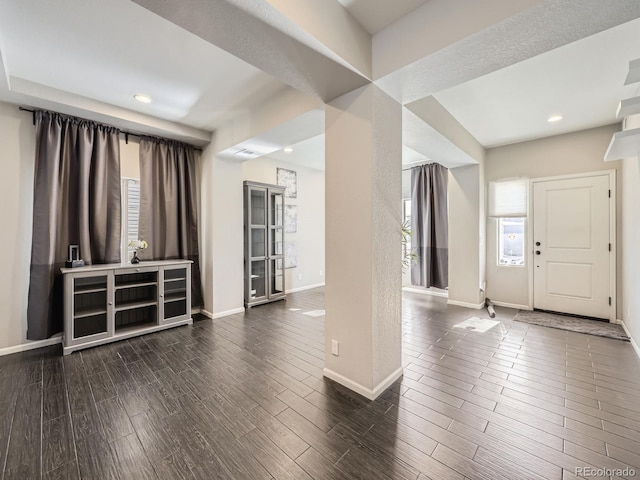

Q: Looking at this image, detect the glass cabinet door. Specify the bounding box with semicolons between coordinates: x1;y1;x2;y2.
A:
270;258;285;296
250;188;267;226
250;260;267;300
270;191;283;228
71;274;110;340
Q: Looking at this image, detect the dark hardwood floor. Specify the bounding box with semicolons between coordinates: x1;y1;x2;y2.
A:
1;288;640;479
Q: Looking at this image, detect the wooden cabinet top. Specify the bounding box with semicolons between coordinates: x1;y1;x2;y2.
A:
61;259;192;274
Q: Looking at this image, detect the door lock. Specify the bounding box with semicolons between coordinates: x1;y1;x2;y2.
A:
535;241;541;246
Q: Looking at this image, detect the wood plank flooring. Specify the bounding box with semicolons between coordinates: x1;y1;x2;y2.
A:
1;288;639;479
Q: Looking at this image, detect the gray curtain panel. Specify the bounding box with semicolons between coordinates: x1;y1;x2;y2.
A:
27;111;121;340
411;163;449;289
138;137;203;307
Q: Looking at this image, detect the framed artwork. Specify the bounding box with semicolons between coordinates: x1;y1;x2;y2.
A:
284;241;297;268
277;168;297;198
284;205;297;233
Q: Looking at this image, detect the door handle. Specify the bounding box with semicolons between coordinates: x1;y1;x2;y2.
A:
535;241;541;246
535;250;541;255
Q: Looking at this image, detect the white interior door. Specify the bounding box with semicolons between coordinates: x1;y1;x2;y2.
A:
533;175;612;320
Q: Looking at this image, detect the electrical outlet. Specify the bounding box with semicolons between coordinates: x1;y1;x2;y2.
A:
298;273;302;280
331;339;339;356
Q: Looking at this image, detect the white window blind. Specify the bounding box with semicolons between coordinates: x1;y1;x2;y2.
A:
121;178;141;260
488;179;528;217
126;180;140;244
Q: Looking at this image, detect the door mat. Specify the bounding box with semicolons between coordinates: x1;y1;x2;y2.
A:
514;310;630;341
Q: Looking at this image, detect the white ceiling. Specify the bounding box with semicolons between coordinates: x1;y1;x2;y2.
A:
434;17;640;148
0;0;639;164
336;0;428;35
0;0;285;131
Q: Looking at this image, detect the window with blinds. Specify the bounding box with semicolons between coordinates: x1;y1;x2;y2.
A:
122;179;141;260
488;178;528;267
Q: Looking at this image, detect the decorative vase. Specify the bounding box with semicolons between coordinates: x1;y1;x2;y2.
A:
131;251;140;264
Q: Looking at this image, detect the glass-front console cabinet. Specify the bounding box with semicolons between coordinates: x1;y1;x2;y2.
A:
244;181;286;308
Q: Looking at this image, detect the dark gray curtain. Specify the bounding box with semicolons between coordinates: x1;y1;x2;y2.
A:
411;163;448;289
27;111;121;340
138;137;203;307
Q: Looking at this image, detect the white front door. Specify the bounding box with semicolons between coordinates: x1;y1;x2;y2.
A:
533;175;612;320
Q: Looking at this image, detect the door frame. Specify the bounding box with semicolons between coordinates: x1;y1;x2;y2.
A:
527;170;616;322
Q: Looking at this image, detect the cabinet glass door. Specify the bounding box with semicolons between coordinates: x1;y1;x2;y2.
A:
270;191;283;228
250;188;267;226
270;258;285;296
72;274;110;339
250;260;267;300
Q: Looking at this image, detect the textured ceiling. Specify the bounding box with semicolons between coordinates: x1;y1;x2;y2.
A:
433;17;640;147
336;0;428;34
1;0;639;159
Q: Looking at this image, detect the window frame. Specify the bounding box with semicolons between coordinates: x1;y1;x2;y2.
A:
497;217;526;268
121;177;141;261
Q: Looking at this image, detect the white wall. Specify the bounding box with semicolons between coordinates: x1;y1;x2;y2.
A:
621;114;640;344
448;164;485;307
242;157;325;292
484;124;623;314
200;148;244;317
0;102;36;349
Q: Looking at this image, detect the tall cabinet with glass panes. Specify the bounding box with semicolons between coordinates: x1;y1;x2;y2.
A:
243;181;286;308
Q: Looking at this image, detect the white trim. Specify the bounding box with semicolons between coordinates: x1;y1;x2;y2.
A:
205;307;245;319
0;335;62;357
447;299;484;309
286;283;325;294
323;366;403;400
620;320;640;359
402;286;448;298
529;170;617;322
490;300;531;310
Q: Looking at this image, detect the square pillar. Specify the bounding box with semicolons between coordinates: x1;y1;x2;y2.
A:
324;84;403;399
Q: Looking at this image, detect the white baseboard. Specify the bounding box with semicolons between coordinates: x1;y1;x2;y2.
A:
0;335;62;357
620;320;640;359
323;366;403;400
202;307;245;320
286;283;325;294
402;286;448;298
490;301;531;311
447;299;484;310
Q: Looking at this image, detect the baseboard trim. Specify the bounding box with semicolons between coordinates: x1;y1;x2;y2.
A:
447;299;484;310
402;286;448;298
620;320;640;359
286;283;325;294
490;301;531;311
204;307;245;319
0;335;62;357
323;366;403;400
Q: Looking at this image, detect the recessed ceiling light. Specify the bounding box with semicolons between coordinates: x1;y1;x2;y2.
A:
134;94;152;104
547;114;563;123
283;146;293;153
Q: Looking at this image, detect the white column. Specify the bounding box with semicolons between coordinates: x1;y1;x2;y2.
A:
324;84;403;399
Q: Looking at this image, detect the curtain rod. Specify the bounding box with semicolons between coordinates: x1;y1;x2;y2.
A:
402;160;437;171
18;107;203;152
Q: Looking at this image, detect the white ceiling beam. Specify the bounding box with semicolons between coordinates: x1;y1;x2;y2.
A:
263;0;371;78
402;107;478;169
212;86;323;157
374;0;640;105
406;96;485;165
131;0;369;102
